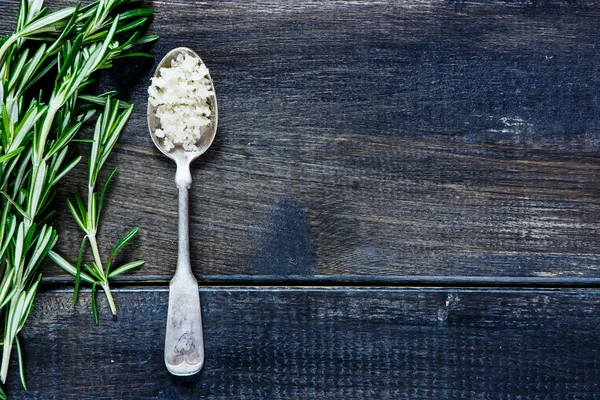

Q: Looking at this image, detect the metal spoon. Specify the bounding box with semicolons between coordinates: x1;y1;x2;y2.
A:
147;47;218;376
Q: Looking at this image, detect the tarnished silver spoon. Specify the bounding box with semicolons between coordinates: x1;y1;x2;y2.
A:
147;47;218;376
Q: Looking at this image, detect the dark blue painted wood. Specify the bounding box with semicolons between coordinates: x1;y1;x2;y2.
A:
2;1;600;399
45;0;600;281
6;288;600;399
1;0;597;281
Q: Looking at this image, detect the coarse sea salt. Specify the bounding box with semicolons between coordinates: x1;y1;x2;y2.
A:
148;53;214;152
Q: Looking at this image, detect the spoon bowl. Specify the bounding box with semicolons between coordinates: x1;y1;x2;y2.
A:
148;47;218;162
148;47;217;376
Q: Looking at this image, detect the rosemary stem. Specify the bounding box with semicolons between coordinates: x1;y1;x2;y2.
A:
87;183;103;268
87;233;104;276
86;187;117;315
101;282;117;315
88;233;117;315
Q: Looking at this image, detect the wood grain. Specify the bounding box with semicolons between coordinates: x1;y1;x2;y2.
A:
3;2;600;399
4;0;600;281
4;288;600;399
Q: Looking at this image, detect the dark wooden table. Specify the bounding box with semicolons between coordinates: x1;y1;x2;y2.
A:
3;0;600;398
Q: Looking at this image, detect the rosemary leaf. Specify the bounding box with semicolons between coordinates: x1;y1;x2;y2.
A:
91;282;98;325
107;260;144;279
15;336;25;391
72;235;88;307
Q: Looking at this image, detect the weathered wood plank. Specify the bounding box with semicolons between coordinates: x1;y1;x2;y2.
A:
5;288;600;398
4;0;600;280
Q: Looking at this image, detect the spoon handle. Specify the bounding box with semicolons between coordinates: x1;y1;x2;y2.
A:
164;161;204;376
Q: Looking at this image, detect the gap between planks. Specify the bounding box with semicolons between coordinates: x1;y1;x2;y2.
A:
39;275;600;290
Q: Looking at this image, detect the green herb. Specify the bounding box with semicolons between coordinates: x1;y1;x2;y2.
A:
0;0;156;394
49;97;145;317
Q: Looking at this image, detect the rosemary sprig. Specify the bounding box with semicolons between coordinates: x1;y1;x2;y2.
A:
0;0;157;394
49;97;145;320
